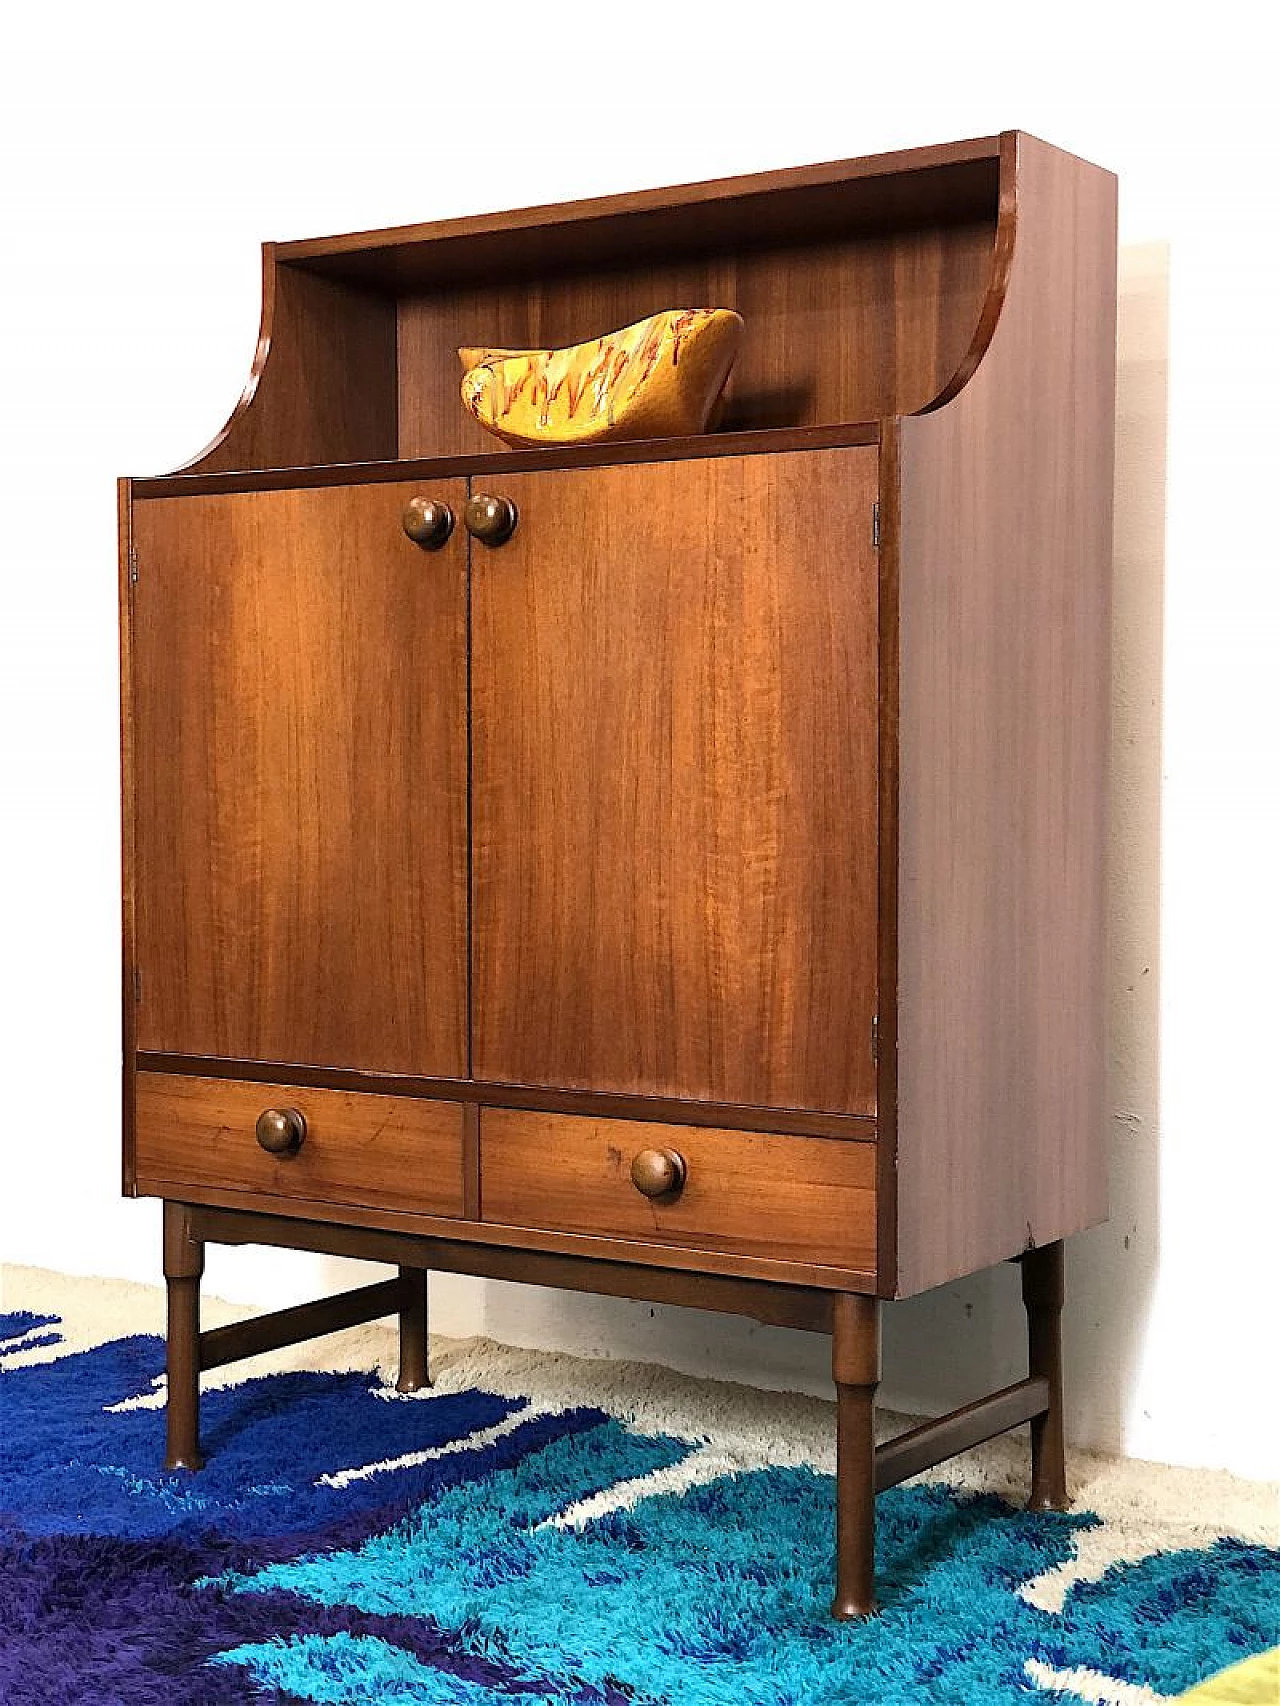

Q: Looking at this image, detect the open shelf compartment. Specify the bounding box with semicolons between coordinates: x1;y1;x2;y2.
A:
155;134;1010;484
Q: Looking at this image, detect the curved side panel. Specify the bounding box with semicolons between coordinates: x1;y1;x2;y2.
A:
892;132;1118;1296
169;246;279;475
914;131;1019;415
168;247;398;477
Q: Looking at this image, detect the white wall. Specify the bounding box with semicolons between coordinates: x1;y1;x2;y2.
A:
2;48;1276;1478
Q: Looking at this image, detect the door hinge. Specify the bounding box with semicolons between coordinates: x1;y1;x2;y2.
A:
871;1013;878;1062
872;502;880;549
133;967;142;1004
128;544;138;584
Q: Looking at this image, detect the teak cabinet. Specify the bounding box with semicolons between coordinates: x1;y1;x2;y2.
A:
120;130;1116;1616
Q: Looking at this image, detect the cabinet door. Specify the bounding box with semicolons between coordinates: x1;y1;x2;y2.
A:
132;481;468;1076
472;449;879;1113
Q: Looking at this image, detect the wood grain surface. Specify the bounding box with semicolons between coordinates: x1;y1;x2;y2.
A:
131;423;881;503
892;133;1116;1294
119;478;138;1195
131;481;468;1075
480;1108;877;1269
277;137;1000;283
873;424;902;1296
159;140;1003;482
471;449;880;1111
136;1051;877;1140
175;251;398;476
396;223;994;457
155;1176;878;1289
136;1073;465;1217
187;1202;844;1326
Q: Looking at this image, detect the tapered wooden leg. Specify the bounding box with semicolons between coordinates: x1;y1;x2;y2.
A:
1022;1241;1068;1510
832;1292;881;1618
396;1266;430;1393
163;1201;204;1471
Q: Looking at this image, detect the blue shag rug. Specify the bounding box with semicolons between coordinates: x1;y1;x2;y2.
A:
1;1296;1277;1704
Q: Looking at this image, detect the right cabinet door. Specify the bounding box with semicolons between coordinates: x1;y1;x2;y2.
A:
471;448;880;1114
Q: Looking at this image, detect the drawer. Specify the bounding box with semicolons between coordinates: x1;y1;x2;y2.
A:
135;1073;465;1218
480;1109;875;1270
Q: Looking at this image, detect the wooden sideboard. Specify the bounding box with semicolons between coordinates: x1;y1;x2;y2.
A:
119;129;1116;1616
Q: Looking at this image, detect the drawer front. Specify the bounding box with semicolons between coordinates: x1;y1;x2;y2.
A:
480;1109;875;1270
135;1073;465;1218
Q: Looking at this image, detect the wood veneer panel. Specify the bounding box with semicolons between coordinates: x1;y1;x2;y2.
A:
148;140;1004;481
131;481;468;1075
136;1073;465;1218
481;1109;876;1271
136;1052;876;1139
118;478;138;1196
178;253;398;476
278;139;1001;286
397;224;995;457
472;449;880;1111
892;134;1116;1295
132;424;882;502
149;1177;875;1289
873;423;903;1297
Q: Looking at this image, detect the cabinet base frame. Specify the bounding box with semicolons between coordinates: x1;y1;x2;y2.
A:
161;1201;1068;1617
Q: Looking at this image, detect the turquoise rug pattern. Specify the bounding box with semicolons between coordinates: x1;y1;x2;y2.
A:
1;1299;1276;1703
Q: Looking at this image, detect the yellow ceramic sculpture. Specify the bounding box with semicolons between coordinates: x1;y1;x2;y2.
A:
458;308;744;449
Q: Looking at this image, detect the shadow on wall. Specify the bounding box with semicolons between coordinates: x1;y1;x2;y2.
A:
327;245;1172;1460
1069;240;1168;1453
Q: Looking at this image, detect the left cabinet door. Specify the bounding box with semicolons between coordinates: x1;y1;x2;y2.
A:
130;482;469;1076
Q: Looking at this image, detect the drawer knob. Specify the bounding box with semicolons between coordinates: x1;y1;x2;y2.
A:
255;1106;306;1156
464;493;518;546
402;497;455;550
630;1146;686;1199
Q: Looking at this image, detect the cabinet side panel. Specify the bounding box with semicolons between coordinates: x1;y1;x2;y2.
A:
119;479;137;1194
895;136;1116;1295
175;256;398;476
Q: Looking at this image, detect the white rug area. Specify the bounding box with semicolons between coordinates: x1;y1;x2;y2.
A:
4;1261;1277;1617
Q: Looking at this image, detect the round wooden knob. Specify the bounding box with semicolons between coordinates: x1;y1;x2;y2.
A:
464;493;518;546
630;1147;687;1199
255;1106;306;1156
402;497;455;549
